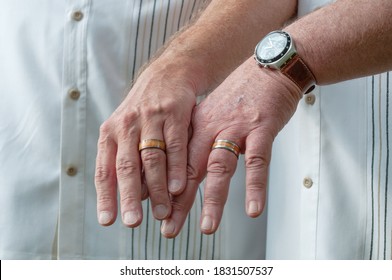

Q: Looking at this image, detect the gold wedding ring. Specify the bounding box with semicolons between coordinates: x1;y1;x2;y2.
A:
139;139;166;152
212;140;240;158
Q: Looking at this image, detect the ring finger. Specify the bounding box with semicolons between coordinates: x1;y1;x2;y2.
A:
201;137;241;234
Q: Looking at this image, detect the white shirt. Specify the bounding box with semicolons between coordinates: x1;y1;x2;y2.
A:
266;0;392;260
0;0;267;260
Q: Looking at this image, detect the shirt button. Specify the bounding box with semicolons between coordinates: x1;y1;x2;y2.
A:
303;177;313;188
71;10;84;21
66;166;78;176
68;88;81;100
305;93;316;105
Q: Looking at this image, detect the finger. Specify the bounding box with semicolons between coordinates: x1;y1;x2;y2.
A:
200;137;240;234
164;122;188;195
244;131;272;217
161;120;211;238
140;127;171;220
160;179;200;238
116;136;143;227
95;124;118;226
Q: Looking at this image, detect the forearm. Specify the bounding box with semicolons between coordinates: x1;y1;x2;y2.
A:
158;0;297;95
285;0;392;85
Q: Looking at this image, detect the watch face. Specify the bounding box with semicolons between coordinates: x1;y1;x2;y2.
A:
255;31;291;64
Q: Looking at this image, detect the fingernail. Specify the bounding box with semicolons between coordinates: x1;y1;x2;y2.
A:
123;211;139;226
154;204;169;220
248;201;259;216
169;179;182;194
161;220;176;236
99;211;113;225
201;216;213;232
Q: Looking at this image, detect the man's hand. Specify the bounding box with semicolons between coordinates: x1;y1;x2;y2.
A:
161;57;302;237
95;55;203;227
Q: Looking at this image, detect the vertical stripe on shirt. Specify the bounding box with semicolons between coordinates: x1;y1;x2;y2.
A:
198;187;204;260
148;0;158;59
189;0;198;21
377;75;382;259
368;72;392;260
177;0;185;31
370;76;375;260
185;213;191;259
162;0;171;44
385;72;390;260
131;0;143;81
145;199;150;260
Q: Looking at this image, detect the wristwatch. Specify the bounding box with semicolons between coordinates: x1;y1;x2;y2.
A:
254;30;316;94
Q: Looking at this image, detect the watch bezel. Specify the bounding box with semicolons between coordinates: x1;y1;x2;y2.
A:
254;31;295;69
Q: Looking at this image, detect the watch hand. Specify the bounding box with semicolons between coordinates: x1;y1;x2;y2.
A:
268;38;274;48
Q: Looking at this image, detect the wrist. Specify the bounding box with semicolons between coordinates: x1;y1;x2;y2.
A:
245;57;303;104
254;30;317;96
262;66;303;104
159;42;212;97
146;50;210;97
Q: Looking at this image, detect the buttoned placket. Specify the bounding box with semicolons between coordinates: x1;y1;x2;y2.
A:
57;1;91;259
298;89;321;259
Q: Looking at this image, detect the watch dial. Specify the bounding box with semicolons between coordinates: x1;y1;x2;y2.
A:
256;32;289;61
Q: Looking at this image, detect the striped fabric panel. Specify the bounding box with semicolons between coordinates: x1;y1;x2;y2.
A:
123;0;219;260
368;71;391;260
129;184;221;260
129;0;207;81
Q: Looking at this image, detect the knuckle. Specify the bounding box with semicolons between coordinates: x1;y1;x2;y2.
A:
95;184;116;209
165;101;181;114
119;194;140;206
120;111;139;128
141;150;165;168
120;110;139;125
97;192;115;206
143;104;164;118
95;166;113;184
99;121;112;136
247;181;266;192
166;144;186;172
171;199;188;213
166;139;186;154
207;160;233;175
187;164;204;182
142;96;183;119
245;154;269;171
113;111;139;137
116;158;139;179
244;154;269;192
147;183;167;195
204;195;225;207
97;123;113;147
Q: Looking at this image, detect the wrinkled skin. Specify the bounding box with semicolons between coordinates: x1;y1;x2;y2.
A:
95;56;202;227
161;57;302;237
